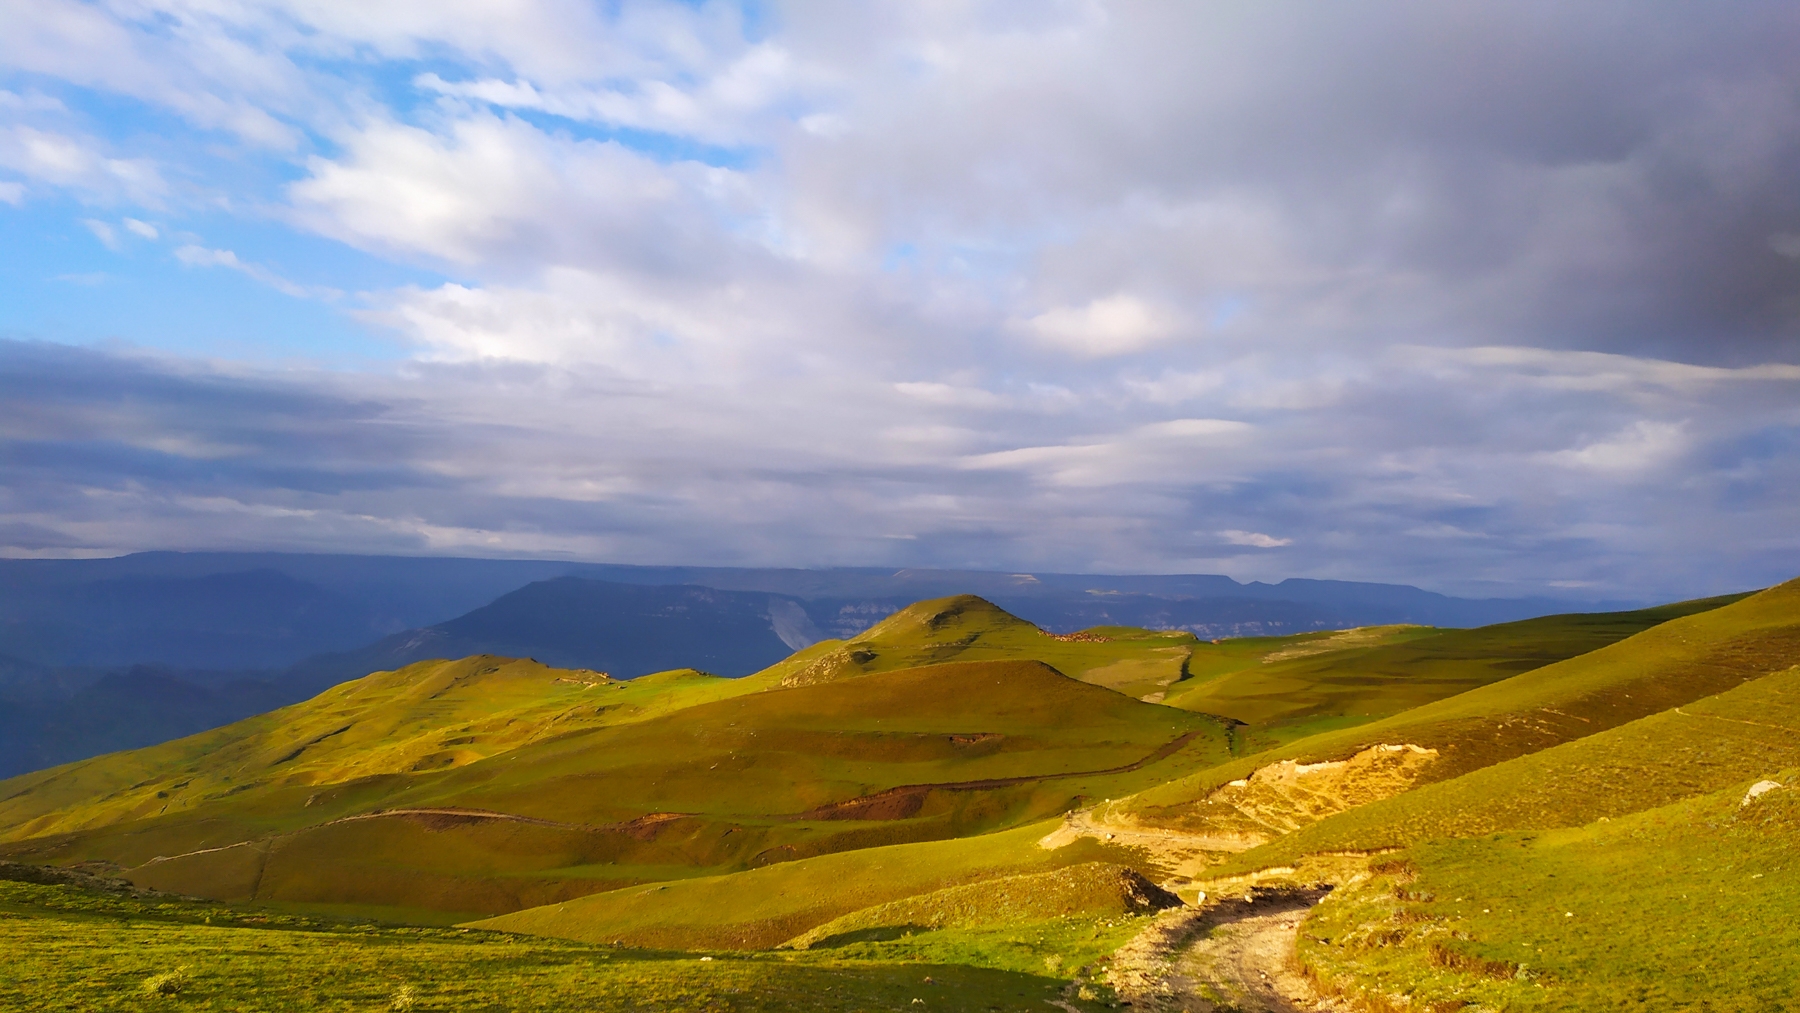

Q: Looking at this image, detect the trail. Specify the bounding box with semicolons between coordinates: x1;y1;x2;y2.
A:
1103;888;1333;1013
1038;805;1256;887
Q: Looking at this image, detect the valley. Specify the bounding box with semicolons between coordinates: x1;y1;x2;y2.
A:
1;581;1794;1010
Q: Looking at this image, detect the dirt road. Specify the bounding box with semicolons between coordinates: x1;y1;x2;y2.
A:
1104;887;1333;1013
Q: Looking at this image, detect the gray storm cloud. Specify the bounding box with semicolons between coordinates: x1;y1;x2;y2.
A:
0;1;1797;598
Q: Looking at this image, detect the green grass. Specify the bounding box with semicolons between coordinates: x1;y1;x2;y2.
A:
1;659;1227;920
0;877;1107;1013
469;820;1148;950
1122;581;1798;830
1297;774;1800;1011
788;861;1176;949
0;657;753;842
746;595;1205;701
1210;663;1800;873
1161;594;1746;748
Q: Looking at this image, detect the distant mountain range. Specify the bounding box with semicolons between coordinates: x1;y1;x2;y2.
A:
0;552;1648;778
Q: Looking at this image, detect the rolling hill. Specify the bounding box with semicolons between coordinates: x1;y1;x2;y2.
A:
0;601;1237;921
1;580;1792;1012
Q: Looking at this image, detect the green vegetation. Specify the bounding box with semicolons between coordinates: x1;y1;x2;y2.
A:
1123;582;1796;830
471;821;1143;949
1161;593;1747;747
788;862;1177;948
1299;775;1800;1010
748;594;1202;700
0;876;1104;1012
0;583;1787;1011
1211;664;1800;873
0;653;1228;920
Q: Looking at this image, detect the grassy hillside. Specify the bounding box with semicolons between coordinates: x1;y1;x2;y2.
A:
747;595;1201;700
0;657;1226;919
471;820;1142;950
1212;662;1800;873
0;871;1105;1013
1297;773;1800;1010
1160;593;1747;746
0;657;751;841
1122;580;1800;832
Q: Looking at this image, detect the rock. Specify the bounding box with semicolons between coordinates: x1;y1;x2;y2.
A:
1742;780;1784;806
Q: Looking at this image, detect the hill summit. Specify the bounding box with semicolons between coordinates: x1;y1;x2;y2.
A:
767;595;1051;687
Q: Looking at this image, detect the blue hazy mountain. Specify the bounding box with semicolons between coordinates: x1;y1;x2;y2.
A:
0;552;1647;778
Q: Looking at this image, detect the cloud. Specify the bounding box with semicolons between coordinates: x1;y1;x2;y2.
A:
0;127;165;205
3;3;1800;600
1220;530;1293;549
1024;295;1182;357
173;245;340;300
1545;421;1690;474
82;218;119;250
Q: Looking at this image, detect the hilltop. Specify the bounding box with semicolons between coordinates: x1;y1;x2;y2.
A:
0;583;1792;1011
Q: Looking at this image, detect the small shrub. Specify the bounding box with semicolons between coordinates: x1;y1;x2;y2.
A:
141;966;189;996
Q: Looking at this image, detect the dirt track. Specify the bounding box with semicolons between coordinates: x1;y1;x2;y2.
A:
1104;888;1332;1013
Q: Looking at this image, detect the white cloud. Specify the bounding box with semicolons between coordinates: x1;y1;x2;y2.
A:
3;3;1800;598
1023;294;1181;357
173;245;338;300
1545;421;1690;474
1220;530;1293;548
82;218;119;249
0;127;165;205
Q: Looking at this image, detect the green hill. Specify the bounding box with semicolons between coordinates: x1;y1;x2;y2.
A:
2;583;1789;1011
1159;593;1747;746
748;594;1203;701
0;654;1226;921
1297;772;1800;1010
1121;581;1799;835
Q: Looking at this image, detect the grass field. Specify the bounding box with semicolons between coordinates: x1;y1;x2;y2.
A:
0;875;1113;1013
0;658;1228;920
1297;774;1800;1011
746;595;1202;700
1122;581;1799;833
470;820;1148;950
2;584;1789;1010
1210;663;1800;874
1160;593;1746;748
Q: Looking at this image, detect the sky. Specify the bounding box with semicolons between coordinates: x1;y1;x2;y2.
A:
1;1;1798;600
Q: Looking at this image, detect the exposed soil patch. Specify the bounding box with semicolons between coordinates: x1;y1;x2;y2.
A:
1105;887;1333;1013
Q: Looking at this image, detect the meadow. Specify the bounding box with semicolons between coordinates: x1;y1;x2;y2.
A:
2;584;1793;1011
0;875;1112;1013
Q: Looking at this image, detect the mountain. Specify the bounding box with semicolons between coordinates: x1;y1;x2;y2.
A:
281;578;816;695
2;581;1794;1011
0;552;1660;780
0;552;1639;674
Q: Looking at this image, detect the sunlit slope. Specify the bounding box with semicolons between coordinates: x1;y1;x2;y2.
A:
0;876;1092;1013
0;657;750;842
1;659;1227;918
1160;593;1747;746
748;595;1201;699
471;820;1142;950
1299;774;1800;1010
1122;578;1799;829
1215;662;1800;872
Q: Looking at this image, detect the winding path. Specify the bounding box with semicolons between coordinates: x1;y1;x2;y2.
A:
1104;887;1333;1013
